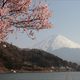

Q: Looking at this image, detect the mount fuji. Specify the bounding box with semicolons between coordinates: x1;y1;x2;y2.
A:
33;35;80;63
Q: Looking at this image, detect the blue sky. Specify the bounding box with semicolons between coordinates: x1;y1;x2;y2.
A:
7;0;80;48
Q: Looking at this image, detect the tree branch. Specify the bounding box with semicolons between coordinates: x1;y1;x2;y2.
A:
12;18;43;24
1;0;7;8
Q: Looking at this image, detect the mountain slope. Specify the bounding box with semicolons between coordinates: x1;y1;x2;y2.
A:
0;42;22;70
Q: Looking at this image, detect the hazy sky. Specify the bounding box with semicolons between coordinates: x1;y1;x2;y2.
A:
7;0;80;48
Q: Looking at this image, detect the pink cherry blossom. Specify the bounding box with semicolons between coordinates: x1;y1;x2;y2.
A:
0;0;52;41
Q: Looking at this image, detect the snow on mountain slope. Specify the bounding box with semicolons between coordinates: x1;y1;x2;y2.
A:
33;35;80;51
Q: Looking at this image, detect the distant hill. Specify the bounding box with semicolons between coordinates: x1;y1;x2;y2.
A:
0;42;80;72
53;48;80;63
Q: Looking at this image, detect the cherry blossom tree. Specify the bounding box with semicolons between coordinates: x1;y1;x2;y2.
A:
0;0;52;41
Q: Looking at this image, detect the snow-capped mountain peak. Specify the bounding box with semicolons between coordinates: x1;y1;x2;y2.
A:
33;35;80;51
52;35;80;49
